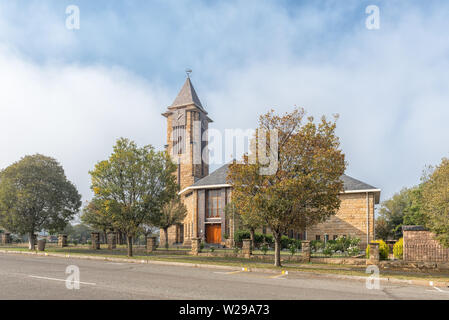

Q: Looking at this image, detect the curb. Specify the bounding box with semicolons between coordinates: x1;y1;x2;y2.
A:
1;249;448;288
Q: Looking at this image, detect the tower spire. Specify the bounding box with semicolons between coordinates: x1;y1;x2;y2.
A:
185;68;192;78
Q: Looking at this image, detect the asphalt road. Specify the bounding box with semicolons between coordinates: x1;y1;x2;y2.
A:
0;253;448;300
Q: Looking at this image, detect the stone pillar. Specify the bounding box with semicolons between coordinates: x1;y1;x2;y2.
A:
301;240;311;262
58;234;68;247
37;239;46;251
191;237;201;256
146;236;157;253
1;233;11;245
367;242;380;265
107;232;117;250
242;239;253;258
91;232;100;250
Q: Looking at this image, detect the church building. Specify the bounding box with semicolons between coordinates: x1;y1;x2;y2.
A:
160;76;381;249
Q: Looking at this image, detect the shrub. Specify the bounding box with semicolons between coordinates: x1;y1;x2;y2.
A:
261;244;269;255
234;230;251;244
322;244;334;256
210;247;215;253
233;246;240;254
366;240;389;260
288;243;297;256
280;236;299;249
323;241;339;256
199;242;204;252
295;239;302;250
310;240;324;252
347;245;361;256
234;230;271;248
263;234;274;246
393;238;403;259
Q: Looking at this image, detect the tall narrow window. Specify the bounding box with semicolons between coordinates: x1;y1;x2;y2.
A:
207;190;221;218
172;125;185;155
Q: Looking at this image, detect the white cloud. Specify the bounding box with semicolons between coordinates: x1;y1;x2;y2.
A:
0;47;171;203
1;0;449;206
203;3;449;201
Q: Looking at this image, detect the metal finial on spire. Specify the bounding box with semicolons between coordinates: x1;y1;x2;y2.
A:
185;68;192;78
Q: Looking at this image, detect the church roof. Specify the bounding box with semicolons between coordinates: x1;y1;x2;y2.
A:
191;163;230;187
183;164;380;202
170;77;205;111
340;174;377;192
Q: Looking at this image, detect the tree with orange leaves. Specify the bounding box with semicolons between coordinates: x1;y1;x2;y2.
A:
228;108;346;266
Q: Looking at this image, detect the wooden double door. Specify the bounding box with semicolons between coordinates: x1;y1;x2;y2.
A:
205;224;222;244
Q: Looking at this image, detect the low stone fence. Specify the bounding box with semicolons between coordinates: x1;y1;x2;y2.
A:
311;257;367;265
379;260;449;272
1;233;11;245
403;225;449;262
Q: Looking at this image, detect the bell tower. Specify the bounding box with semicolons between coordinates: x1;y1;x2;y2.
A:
162;74;212;191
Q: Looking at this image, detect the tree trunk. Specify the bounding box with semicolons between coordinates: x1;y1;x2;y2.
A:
28;232;35;250
249;228;255;251
127;235;133;257
117;231;123;245
164;227;169;249
273;232;282;267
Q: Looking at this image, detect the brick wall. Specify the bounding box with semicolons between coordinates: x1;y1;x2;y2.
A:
403;225;449;262
306;192;375;248
161;103;210;246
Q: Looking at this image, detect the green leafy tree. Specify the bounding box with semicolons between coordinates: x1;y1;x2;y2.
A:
403;186;426;226
0;154;81;249
225;202;262;250
377;185;426;239
422;158;449;247
89;138;178;256
81;198;116;242
375;216;390;240
228;108;346;266
150;196;187;249
62;223;92;244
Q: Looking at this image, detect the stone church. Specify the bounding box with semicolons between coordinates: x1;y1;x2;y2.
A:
160;76;381;249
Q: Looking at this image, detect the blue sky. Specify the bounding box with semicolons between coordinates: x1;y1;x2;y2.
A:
1;0;449;208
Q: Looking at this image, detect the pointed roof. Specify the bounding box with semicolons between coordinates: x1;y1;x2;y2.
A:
171;77;205;111
191;163;230;187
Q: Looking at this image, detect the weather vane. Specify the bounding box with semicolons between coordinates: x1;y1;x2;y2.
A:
185;68;192;78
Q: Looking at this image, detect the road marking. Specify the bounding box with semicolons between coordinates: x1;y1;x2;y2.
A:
213;270;244;275
269;274;287;279
426;287;449;294
28;275;96;286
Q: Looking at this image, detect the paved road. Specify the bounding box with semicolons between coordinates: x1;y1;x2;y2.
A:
0;253;448;300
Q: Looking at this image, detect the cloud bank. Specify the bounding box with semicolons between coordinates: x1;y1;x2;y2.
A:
1;0;449;205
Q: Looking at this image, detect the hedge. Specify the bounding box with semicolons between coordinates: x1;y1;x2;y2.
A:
233;230;300;249
233;230;274;248
393;238;403;259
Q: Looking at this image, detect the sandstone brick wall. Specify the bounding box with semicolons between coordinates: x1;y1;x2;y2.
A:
161;103;210;246
181;190;196;245
166;108;209;191
306;192;376;248
403;226;449;262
